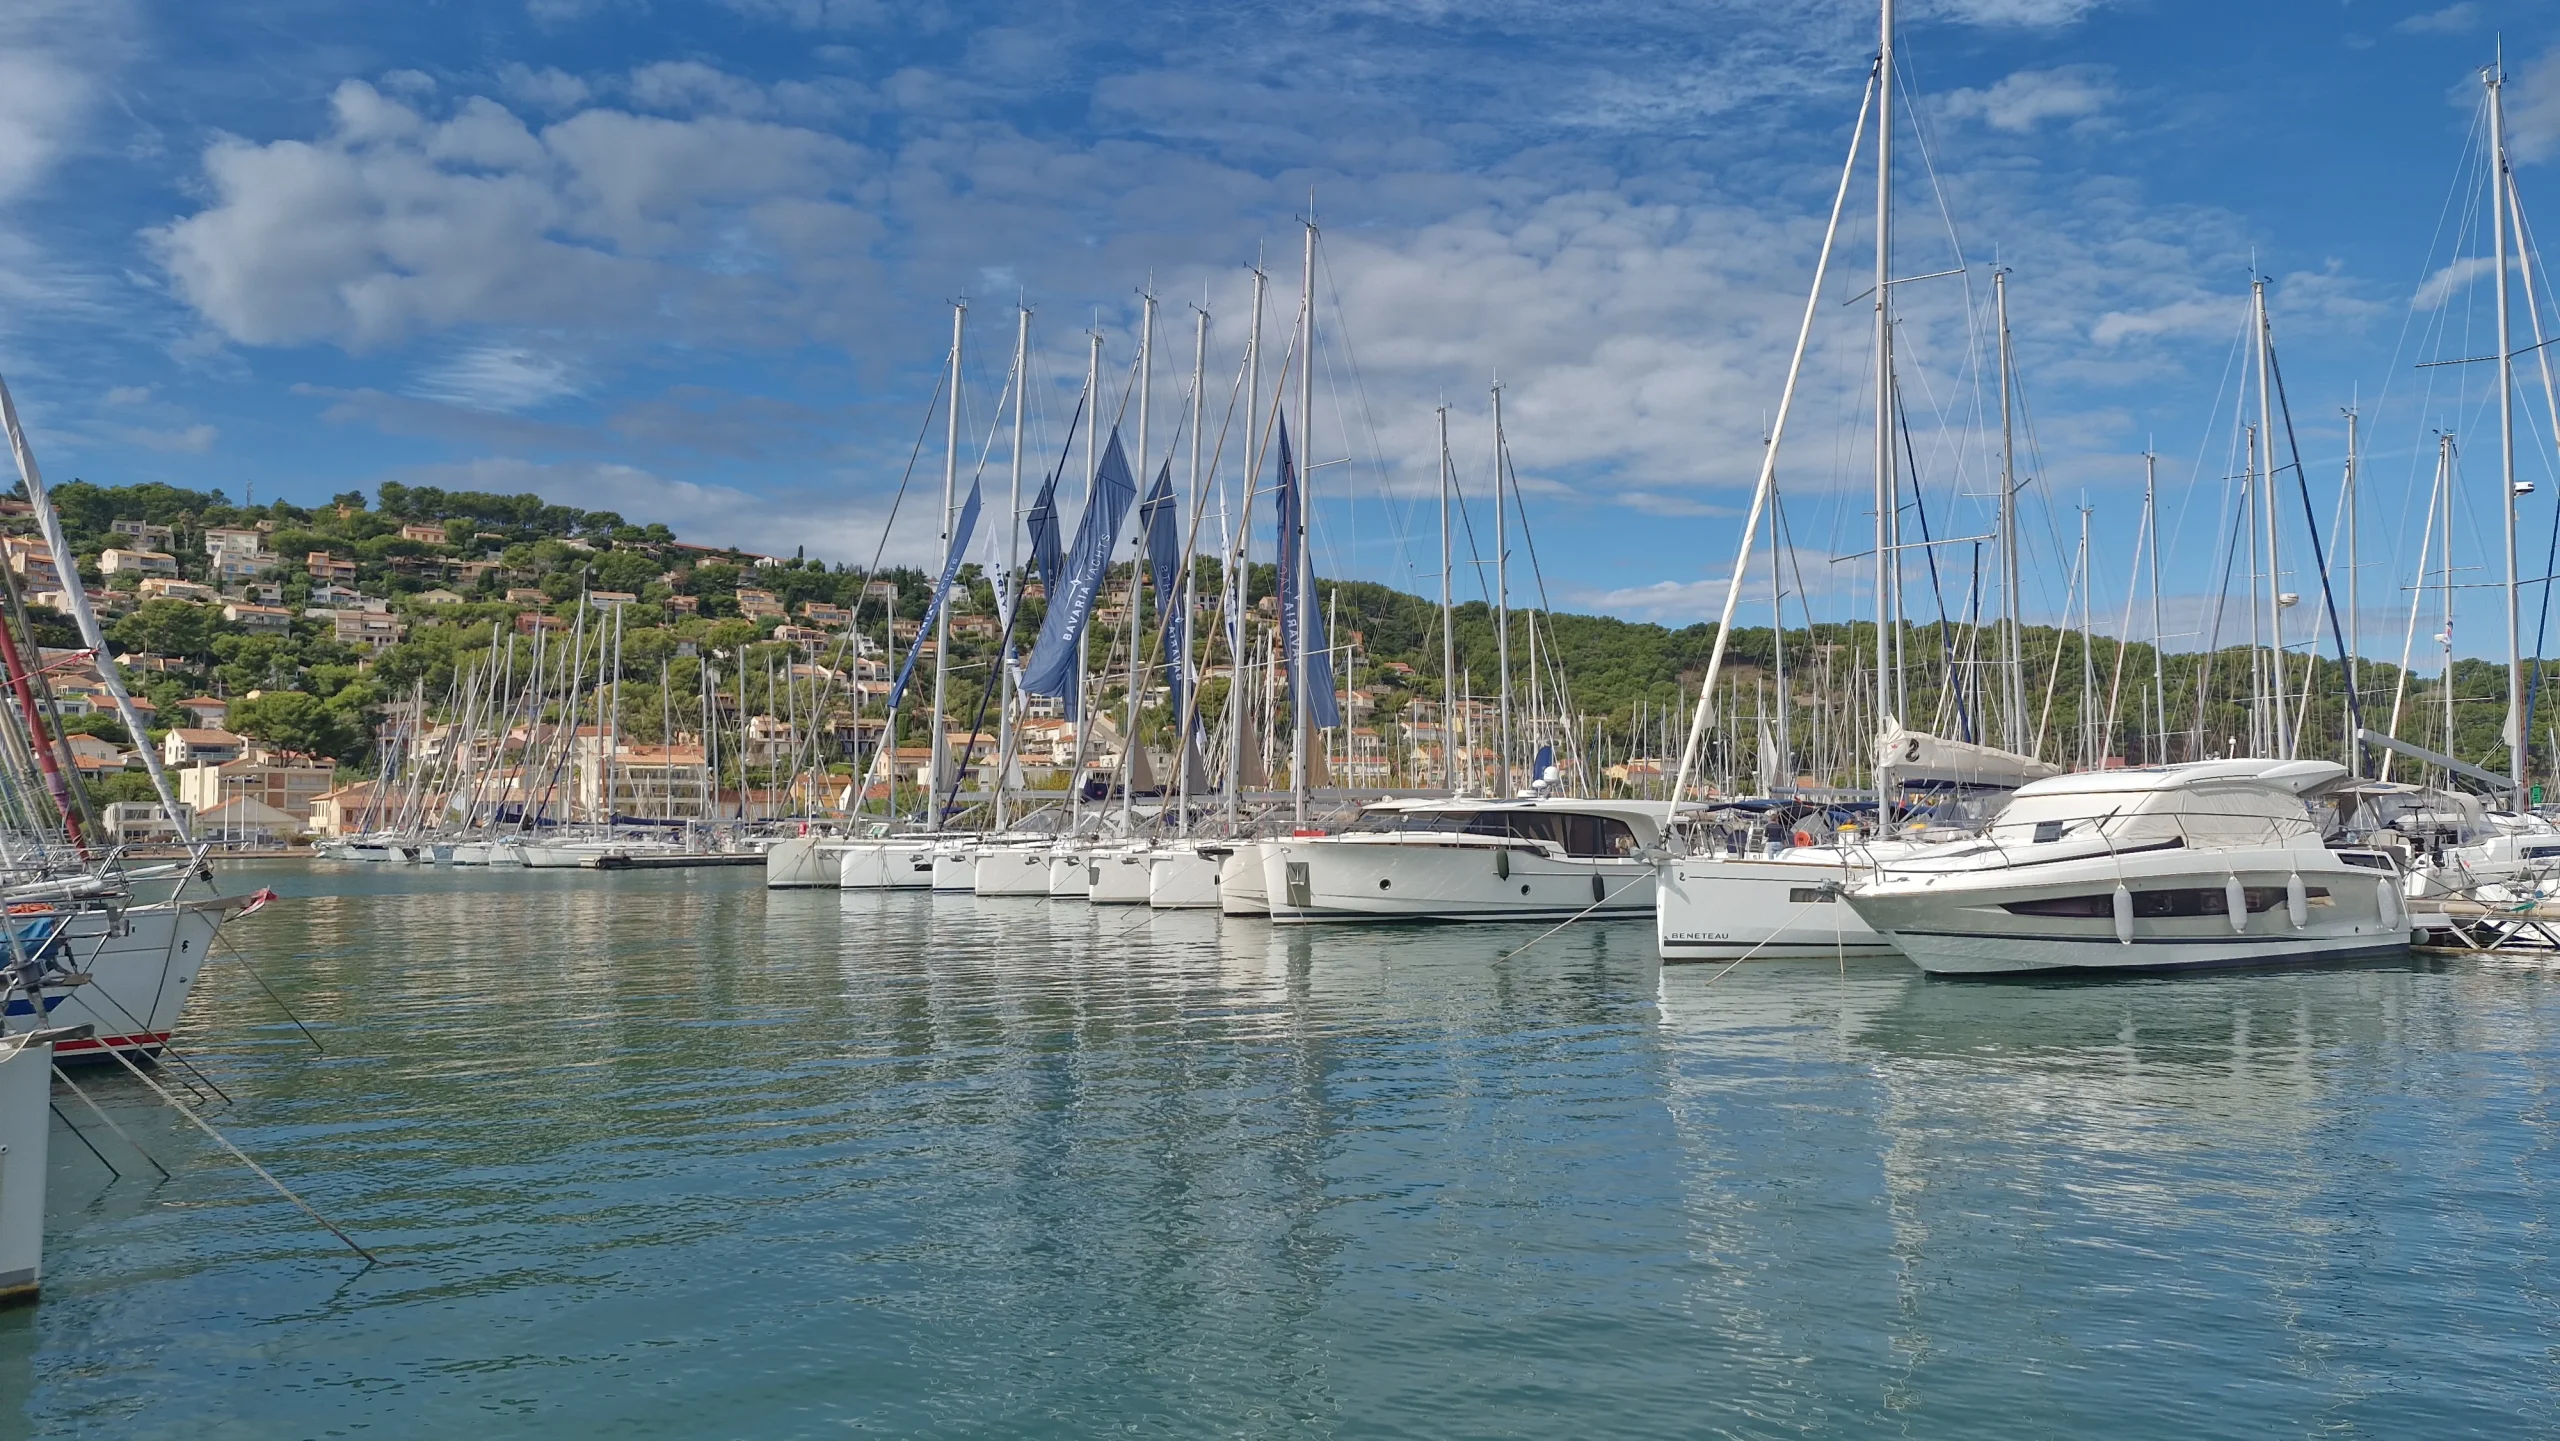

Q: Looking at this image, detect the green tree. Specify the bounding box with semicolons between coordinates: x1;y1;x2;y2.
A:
110;598;222;664
230;690;360;761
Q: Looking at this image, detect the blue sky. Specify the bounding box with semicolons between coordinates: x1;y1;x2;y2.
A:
7;0;2560;656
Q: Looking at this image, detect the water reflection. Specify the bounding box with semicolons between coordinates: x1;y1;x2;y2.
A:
11;870;2559;1437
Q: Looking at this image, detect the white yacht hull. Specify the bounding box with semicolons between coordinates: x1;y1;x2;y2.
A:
1849;851;2411;975
1088;845;1155;905
19;899;235;1059
1046;848;1092;899
974;844;1055;896
930;846;979;892
1655;853;1903;962
841;840;937;889
445;841;497;867
1216;842;1269;916
1148;846;1222;909
1260;834;1655;923
764;836;846;889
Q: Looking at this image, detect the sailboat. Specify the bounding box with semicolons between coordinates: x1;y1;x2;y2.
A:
1650;10;2073;963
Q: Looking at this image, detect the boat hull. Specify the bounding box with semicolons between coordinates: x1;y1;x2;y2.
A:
930;846;978;892
974;844;1054;896
19;900;229;1061
1088;846;1154;905
1655;853;1902;962
1148;847;1222;909
1848;851;2411;975
764;836;841;889
1046;849;1092;898
1260;834;1655;923
841;840;936;889
1216;843;1269;916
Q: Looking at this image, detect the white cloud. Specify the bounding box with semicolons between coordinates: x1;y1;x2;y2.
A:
2507;46;2560;165
2091;295;2243;345
2410;254;2502;311
102;385;148;406
149;80;879;351
1938;65;2116;133
112;422;216;454
2395;3;2480;34
412;343;584;412
496;63;591;113
1572;578;1735;622
1615;491;1735;518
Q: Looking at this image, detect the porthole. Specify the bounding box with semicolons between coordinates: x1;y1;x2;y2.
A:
1520;883;1531;895
1378;878;1392;890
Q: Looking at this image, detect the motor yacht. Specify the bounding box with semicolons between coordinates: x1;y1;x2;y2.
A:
1258;796;1669;923
1842;759;2411;974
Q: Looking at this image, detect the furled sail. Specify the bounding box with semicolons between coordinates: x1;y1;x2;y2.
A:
1022;428;1138;704
886;477;982;712
1875;719;2064;792
1273;418;1341;728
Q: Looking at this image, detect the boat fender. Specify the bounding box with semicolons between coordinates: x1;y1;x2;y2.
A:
2377;877;2402;930
1495;849;1510;881
1592;873;1606;904
2224;875;2248;934
1793;830;1813;848
2112;884;2133;946
2285;874;2307;930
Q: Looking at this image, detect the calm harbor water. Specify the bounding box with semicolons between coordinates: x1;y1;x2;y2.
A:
1;864;2555;1437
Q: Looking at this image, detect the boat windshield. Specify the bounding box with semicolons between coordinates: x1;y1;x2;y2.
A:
1348;809;1639;858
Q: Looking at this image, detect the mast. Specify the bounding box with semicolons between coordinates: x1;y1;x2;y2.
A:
2077;507;2094;768
2146;451;2167;765
1123;288;1154;836
998;303;1028;832
1070;328;1100;831
2491;59;2528;810
1439;403;1458;792
1181;299;1206;838
1228;265;1266;834
1872;0;1896;805
1768;474;1789;791
1493;379;1513;796
1293;215;1315;826
1996;268;2025;754
1667;58;1875;809
2341;413;2360;772
929;300;963;832
2254;279;2286;757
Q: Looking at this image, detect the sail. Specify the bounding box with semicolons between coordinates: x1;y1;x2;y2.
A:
1875;719;2063;791
1026;471;1064;597
1023;428;1138;702
1235;667;1270;789
886;477;983;712
1755;718;1780;794
1273;418;1342;728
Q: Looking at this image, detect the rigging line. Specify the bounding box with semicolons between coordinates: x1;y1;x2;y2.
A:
2264;319;2368;745
1317;244;1424;596
1893;371;1973;740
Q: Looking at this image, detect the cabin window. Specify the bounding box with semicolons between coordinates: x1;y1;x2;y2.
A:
2002;893;2114;918
1788;887;1835;904
2032;820;2066;843
1562;815;1637;858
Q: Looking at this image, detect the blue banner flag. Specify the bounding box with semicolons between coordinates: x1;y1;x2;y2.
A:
1273;418;1341;729
1140;460;1186;724
886;477;982;713
1026;472;1064;598
1022;427;1139;702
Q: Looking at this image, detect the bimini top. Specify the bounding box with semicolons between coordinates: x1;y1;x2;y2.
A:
2004;759;2350;802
